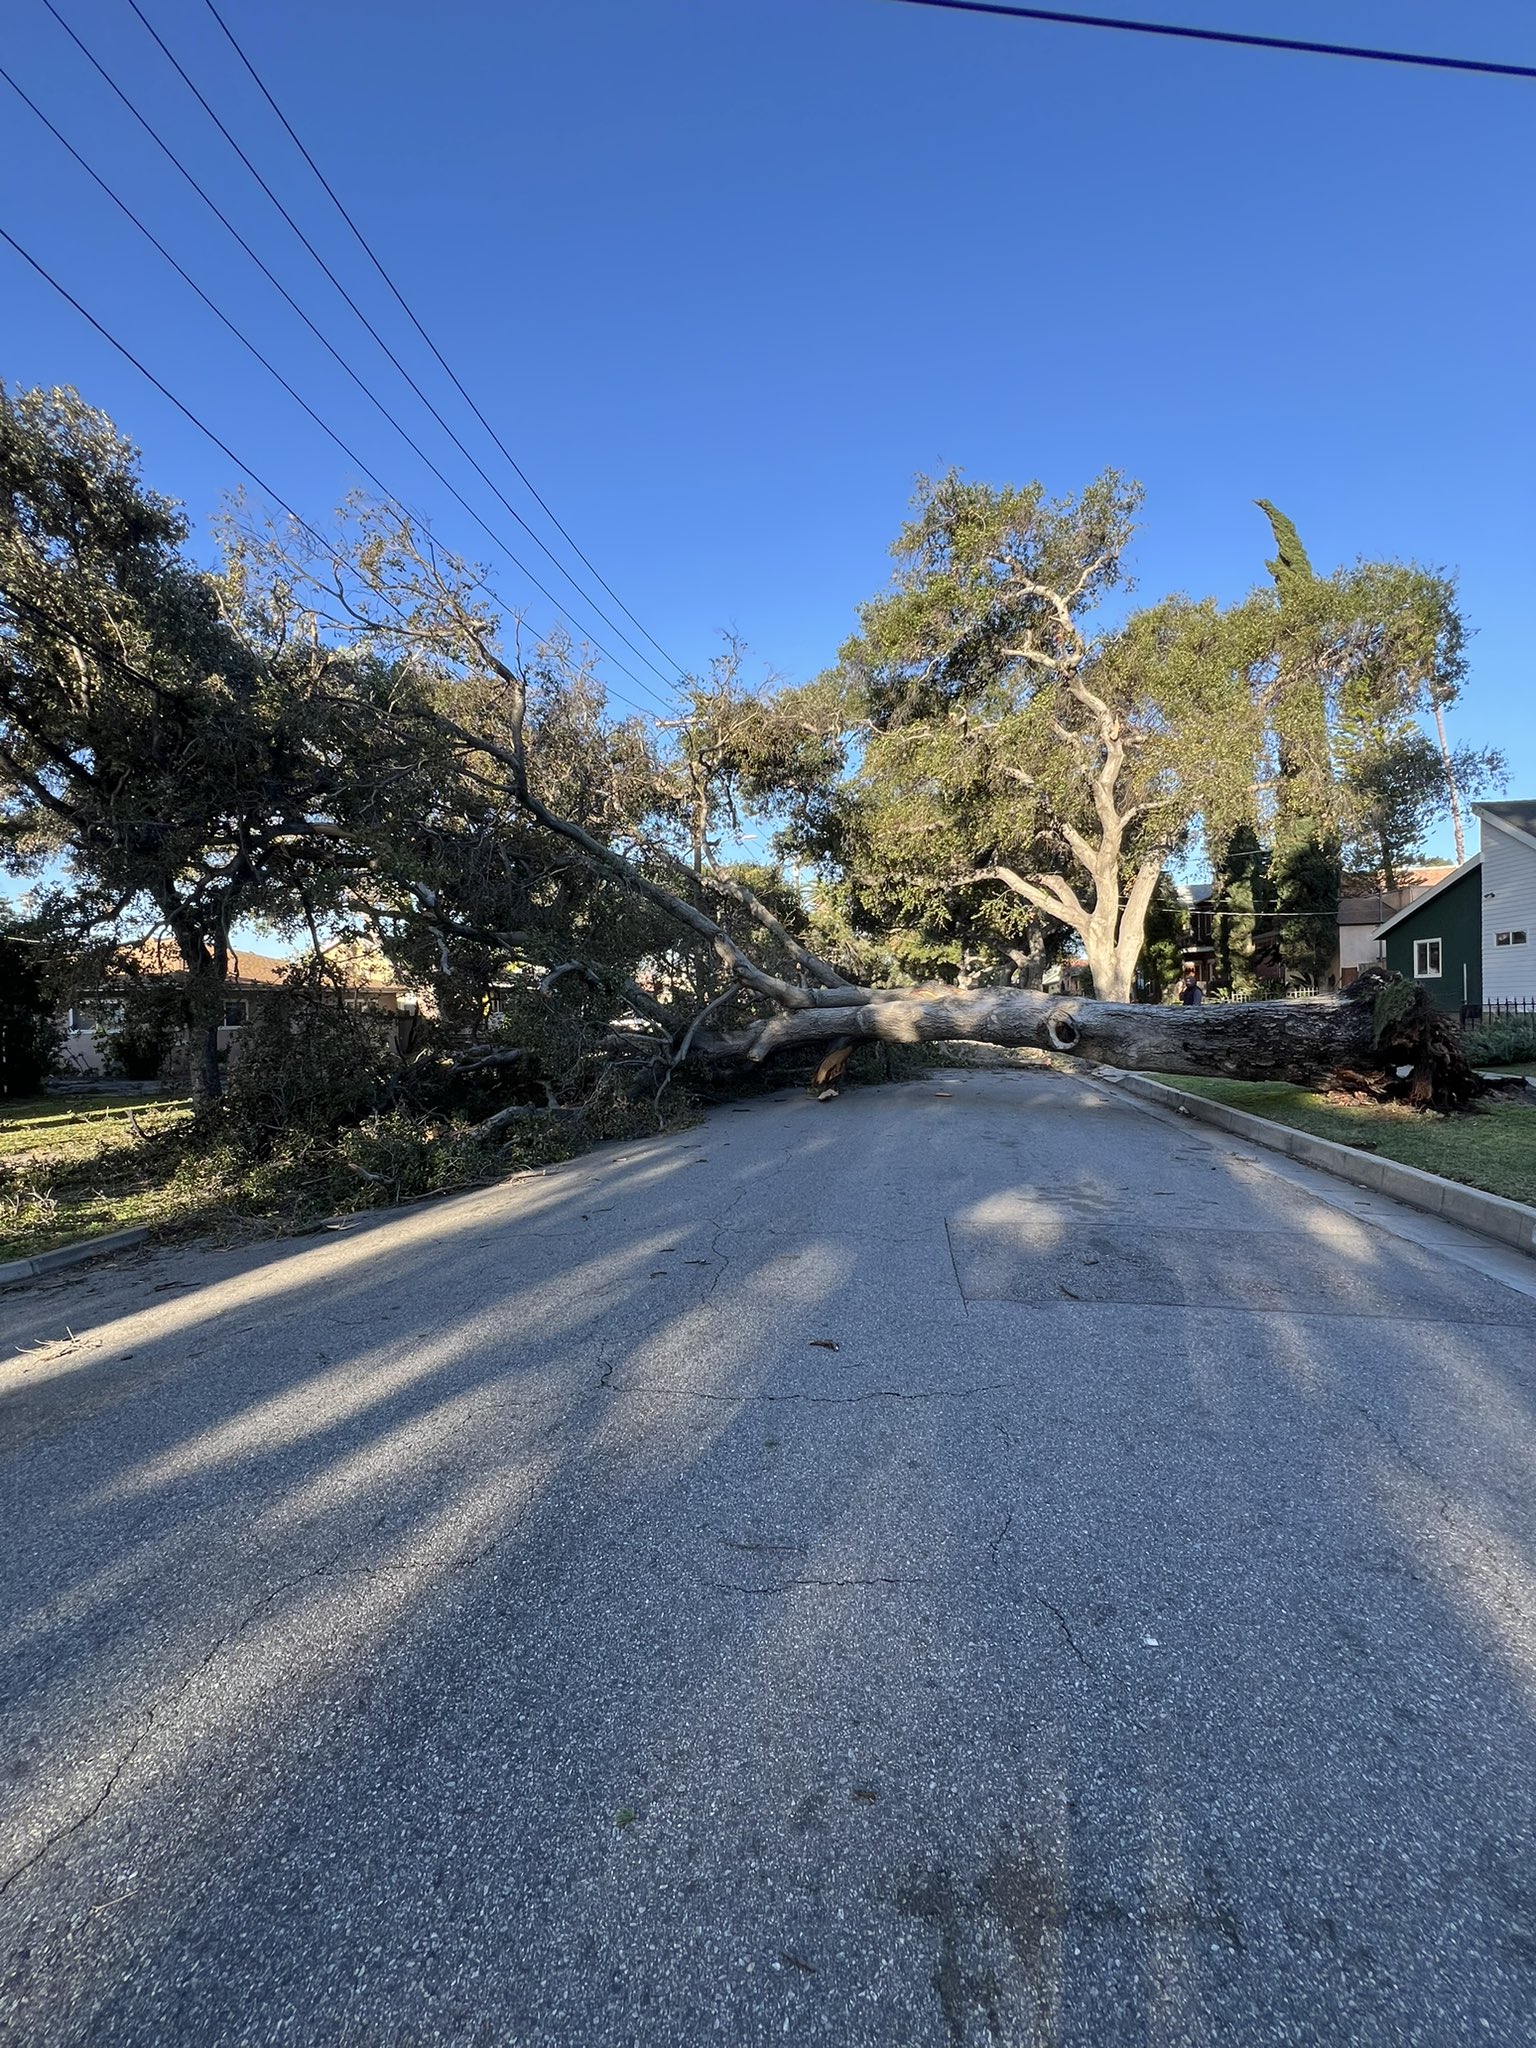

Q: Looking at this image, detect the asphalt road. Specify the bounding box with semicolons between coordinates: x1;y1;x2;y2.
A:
2;1066;1534;2047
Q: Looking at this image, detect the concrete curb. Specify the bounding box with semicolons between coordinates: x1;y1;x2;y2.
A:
1094;1069;1536;1259
0;1226;150;1289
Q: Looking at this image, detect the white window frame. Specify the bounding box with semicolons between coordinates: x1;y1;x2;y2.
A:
1413;937;1442;978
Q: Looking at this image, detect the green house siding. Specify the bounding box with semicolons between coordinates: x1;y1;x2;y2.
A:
1381;865;1482;1011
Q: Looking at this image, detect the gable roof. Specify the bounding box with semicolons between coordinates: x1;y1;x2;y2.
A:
1475;800;1536;856
1372;853;1481;940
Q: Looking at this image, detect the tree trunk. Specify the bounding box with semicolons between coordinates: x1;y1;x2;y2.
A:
169;923;229;1104
1430;696;1466;865
697;974;1479;1108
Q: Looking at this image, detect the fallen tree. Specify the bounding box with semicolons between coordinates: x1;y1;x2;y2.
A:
230;502;1482;1115
411;621;1481;1110
691;970;1480;1109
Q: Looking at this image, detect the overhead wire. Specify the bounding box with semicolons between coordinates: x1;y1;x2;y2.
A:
118;0;685;694
198;0;688;681
0;74;422;559
0;223;664;726
3;226;331;564
0;66;668;716
32;0;675;710
876;0;1536;80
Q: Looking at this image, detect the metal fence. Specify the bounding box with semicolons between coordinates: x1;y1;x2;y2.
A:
1460;996;1536;1027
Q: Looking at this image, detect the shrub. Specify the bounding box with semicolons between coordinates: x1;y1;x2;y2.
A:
0;935;62;1095
92;978;190;1082
1461;1018;1536;1066
218;976;385;1149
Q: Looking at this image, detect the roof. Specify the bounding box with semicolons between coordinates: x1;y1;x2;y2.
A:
118;939;293;985
1339;897;1392;927
114;938;411;990
1475;800;1536;855
1372;853;1481;940
1338;865;1457;926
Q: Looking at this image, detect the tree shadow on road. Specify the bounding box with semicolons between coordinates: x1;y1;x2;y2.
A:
2;1071;1534;2045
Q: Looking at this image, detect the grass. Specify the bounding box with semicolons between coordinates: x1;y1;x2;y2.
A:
1157;1075;1536;1208
1;1092;198;1262
0;1087;599;1266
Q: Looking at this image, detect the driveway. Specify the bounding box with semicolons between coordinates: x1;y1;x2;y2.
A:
2;1066;1534;2046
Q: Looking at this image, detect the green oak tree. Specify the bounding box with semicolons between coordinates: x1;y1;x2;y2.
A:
793;471;1270;1000
0;385;402;1094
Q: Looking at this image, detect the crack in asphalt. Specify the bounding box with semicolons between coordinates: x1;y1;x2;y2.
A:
702;1129;803;1301
704;1575;917;1594
599;1379;1012;1406
0;1708;154;1904
0;1528;505;1902
0;1561;326;1902
705;1185;749;1300
1035;1592;1091;1671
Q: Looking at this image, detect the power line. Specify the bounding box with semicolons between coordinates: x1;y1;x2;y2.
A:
877;0;1536;80
0;66;672;717
0;222;663;727
1;225;326;553
117;0;684;695
198;0;688;682
0;75;406;547
33;1;673;710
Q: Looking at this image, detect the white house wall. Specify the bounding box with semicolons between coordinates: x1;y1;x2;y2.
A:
1480;819;1536;1001
1339;926;1384;977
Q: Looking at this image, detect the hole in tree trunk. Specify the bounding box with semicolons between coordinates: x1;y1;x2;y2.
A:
1046;1010;1081;1052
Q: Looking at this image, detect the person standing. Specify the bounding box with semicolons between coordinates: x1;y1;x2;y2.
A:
1175;964;1204;1006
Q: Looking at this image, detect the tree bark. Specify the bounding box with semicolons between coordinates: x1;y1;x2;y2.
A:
1430;695;1466;866
696;976;1479;1107
167;918;228;1103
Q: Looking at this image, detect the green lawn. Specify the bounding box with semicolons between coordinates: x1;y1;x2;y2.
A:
0;1085;643;1265
1;1092;197;1262
1158;1076;1536;1208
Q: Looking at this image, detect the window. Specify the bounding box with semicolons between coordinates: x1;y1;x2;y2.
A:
1413;938;1442;978
1494;930;1528;947
222;999;249;1029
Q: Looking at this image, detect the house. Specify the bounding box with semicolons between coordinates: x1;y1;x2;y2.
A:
1475;800;1536;1003
57;940;423;1077
1146;855;1486;1003
1040;957;1092;996
1372;800;1536;1016
1374;858;1484;1012
1335;866;1455;986
1172;882;1216;986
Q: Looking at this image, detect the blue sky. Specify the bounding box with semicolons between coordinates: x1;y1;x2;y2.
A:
4;0;1534;862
